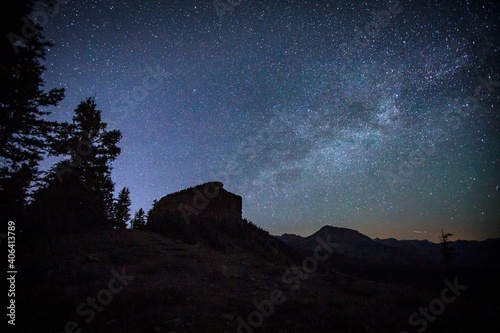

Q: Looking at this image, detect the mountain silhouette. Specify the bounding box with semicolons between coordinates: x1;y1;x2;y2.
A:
15;183;500;332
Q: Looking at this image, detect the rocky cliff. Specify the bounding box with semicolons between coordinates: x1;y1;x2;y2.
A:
147;181;242;240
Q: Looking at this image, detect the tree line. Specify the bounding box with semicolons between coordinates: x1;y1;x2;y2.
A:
1;0;147;232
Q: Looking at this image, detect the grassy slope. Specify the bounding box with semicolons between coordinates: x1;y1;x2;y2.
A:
16;230;497;333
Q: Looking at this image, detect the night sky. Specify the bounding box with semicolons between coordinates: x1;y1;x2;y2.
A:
37;0;499;241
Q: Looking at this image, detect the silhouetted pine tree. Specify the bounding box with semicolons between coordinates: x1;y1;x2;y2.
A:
1;0;67;225
114;187;131;229
440;229;456;277
28;98;121;232
146;199;159;227
131;208;146;230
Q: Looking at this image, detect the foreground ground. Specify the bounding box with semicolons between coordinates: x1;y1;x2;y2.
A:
16;230;498;332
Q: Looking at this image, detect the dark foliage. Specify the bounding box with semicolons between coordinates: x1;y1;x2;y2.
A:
27;98;121;232
131;208;147;230
114;187;132;229
0;0;68;225
440;229;457;277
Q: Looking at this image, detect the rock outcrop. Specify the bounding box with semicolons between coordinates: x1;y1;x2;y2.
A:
146;181;242;240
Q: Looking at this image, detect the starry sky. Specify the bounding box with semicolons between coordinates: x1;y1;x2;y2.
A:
37;0;499;241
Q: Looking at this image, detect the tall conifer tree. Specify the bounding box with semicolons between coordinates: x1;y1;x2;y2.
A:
1;0;67;223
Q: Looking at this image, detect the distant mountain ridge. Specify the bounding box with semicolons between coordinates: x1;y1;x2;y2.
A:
279;225;500;269
374;237;500;268
146;182;499;272
280;226;394;261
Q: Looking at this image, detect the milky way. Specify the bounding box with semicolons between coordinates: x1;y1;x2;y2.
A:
38;0;499;240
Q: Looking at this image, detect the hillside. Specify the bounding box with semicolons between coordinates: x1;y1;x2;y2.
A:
279;226;500;288
16;228;499;332
279;226;438;286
